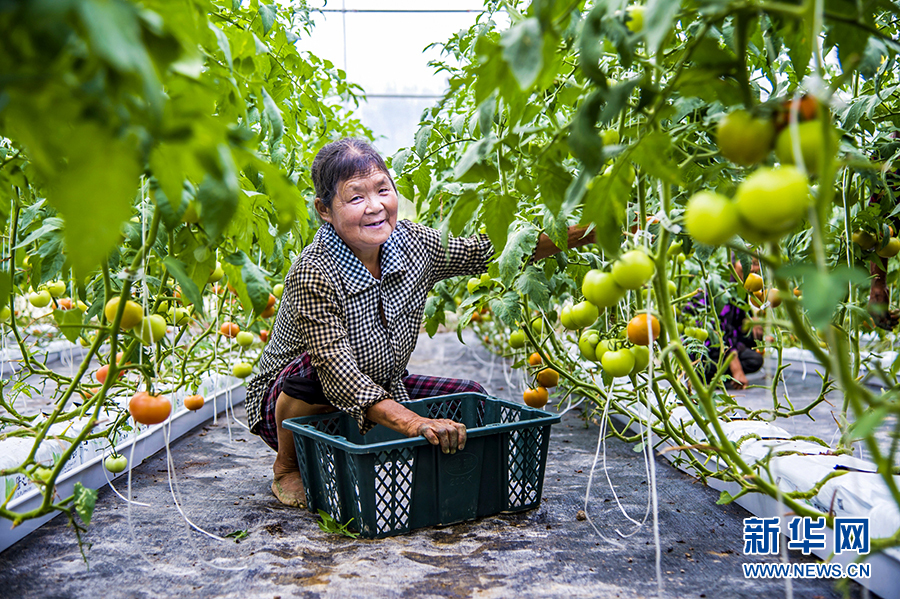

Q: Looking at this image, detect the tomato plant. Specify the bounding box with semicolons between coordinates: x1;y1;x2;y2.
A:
396;0;900;559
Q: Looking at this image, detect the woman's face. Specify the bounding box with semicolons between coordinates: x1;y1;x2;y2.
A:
316;168;398;262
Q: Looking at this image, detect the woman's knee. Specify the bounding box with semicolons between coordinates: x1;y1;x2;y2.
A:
275;392;336;423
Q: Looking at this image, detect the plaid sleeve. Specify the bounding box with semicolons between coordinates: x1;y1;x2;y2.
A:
293;261;390;433
402;221;493;285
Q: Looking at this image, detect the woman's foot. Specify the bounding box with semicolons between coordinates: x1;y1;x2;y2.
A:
272;471;307;508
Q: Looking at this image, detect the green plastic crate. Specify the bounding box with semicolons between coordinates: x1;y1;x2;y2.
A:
283;393;560;539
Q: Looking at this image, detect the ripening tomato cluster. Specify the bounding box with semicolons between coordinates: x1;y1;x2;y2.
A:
684;96;836;248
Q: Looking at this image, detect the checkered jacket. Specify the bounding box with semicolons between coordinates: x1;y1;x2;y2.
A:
245;220;493;434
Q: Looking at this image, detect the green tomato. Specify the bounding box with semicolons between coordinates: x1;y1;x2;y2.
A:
694;328;709;342
0;305;10;322
139;314;167;345
208;263;225;284
47;280;66;298
35;467;53;484
667;241;683;257
579;330;601;361
630;345;650;374
625;5;645;32
509;329;527;349
602;129;620;145
570;300;599;329
735;166;810;241
467;277;481;295
531;317;543;335
716;110;776;167
29;290;52;308
595;339;615;362
582;270;626;308
273;283;284;299
684;191;740;246
169;307;190;327
877;237;900;258
774;120;838;176
236;331;254;347
232;362;253;378
601;348;636;378
611;250;656;290
105;454;128;473
560;305;577;331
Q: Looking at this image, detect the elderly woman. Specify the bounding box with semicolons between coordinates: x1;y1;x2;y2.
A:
246;138;594;507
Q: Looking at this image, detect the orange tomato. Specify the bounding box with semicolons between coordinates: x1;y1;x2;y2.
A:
536;368;560;388
129;392;171;425
220;322;240;338
183;395;205;411
528;352;543;366
523;386;549;409
626;314;660;346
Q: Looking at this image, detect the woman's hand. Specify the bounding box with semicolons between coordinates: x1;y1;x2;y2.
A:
411;417;467;454
366;399;467;453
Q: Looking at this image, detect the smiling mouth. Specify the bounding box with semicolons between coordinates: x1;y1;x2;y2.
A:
365;219;386;228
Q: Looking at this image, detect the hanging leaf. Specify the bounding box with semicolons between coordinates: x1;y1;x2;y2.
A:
163;257;204;315
500;17;544;91
73;483;97;526
259;4;277;35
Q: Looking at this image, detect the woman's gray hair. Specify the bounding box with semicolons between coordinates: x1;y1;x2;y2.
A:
311;138;396;210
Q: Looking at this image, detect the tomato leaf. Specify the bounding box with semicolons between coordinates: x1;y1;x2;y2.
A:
581;174;627;256
415;124;433;159
643;0;681;56
453;138;495;181
196;160;240;241
631;131;682;185
73;482;97;526
163;257;204;315
716;490;735;506
78;0;163;114
260;87;284;144
224;250;272;315
258;4;276;35
490;291;523;327
447;189;482;237
500;17;544;91
778;264;867;329
46;125;139;278
483;194;518;254
542;206;569;252
423;295;446;338
53;308;84;343
847;406;889;441
515;266;551;311
498;221;539;285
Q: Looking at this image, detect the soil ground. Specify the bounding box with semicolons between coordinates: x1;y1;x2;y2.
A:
0;330;872;598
